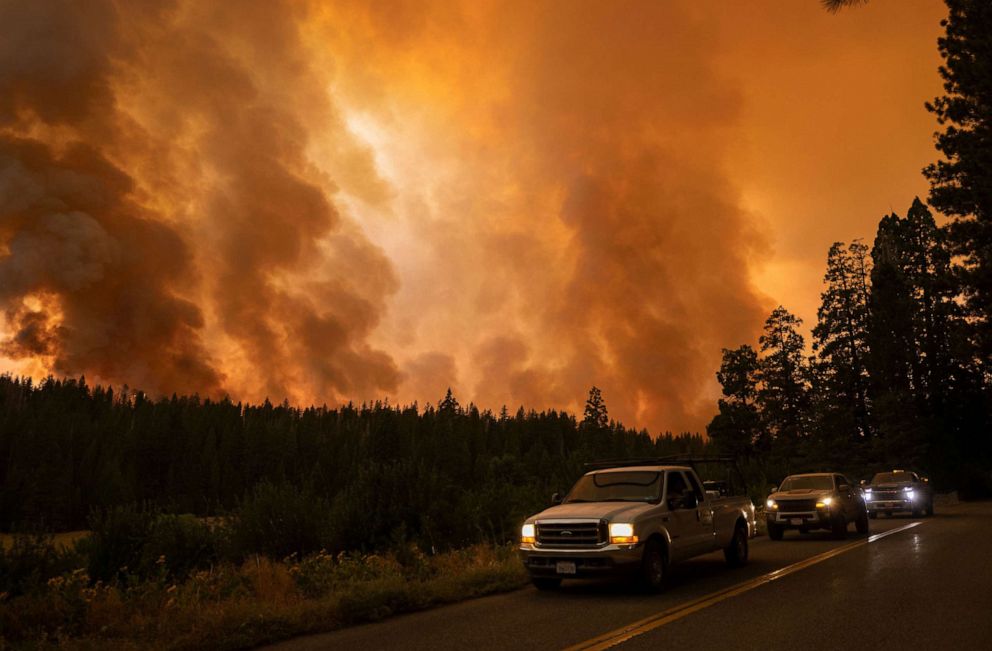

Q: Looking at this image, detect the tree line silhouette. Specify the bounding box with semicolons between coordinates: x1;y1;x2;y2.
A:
0;378;709;544
708;199;989;492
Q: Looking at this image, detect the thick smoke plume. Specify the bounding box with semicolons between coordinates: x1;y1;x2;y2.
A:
0;0;795;432
0;0;399;403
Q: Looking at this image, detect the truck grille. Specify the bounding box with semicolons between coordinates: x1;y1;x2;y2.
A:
873;490;900;500
777;498;817;512
536;520;606;547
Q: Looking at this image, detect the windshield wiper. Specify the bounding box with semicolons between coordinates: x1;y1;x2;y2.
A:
565;499;590;503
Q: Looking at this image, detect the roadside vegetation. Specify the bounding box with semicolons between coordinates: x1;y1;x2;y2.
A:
0;506;527;649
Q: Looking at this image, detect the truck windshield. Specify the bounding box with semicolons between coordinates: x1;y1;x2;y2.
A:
565;471;662;503
872;472;915;484
778;476;833;491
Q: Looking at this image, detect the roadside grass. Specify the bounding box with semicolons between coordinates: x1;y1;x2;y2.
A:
0;543;529;650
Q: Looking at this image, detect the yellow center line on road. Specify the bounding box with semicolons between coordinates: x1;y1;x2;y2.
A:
563;521;923;651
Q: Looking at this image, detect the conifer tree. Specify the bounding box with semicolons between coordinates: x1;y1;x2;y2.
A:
812;241;873;443
707;346;762;459
758;307;811;467
924;0;992;376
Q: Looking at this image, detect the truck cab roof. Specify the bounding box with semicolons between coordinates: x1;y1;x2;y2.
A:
586;465;693;475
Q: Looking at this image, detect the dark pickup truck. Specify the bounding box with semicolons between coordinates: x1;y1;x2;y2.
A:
766;472;869;540
863;470;933;518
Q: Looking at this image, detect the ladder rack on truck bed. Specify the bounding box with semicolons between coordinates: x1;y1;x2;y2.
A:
583;455;749;496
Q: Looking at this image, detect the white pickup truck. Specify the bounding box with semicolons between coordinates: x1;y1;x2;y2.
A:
519;461;757;590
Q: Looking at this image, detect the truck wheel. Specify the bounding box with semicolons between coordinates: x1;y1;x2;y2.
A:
925;500;934;517
767;522;784;540
912;504;922;517
639;539;668;591
855;509;869;535
531;577;561;591
868;511;878;519
724;523;749;567
831;515;847;539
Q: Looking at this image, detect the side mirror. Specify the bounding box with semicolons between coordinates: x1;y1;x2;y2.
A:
682;493;699;509
551;492;563;505
922;477;929;484
859;479;868;487
768;486;778;496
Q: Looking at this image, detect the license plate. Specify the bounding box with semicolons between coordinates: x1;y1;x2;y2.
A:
556;561;576;575
790;518;802;525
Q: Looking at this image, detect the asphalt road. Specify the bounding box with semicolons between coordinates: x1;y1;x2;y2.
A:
266;501;992;651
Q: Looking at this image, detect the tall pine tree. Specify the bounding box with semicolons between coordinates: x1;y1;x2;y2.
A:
812;241;873;447
758;307;810;470
924;0;992;378
707;345;763;460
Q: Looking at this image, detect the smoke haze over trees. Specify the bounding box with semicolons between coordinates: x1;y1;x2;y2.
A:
0;0;953;434
708;199;990;492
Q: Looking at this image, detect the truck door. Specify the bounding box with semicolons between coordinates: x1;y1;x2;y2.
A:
686;471;716;551
664;471;708;560
836;474;858;519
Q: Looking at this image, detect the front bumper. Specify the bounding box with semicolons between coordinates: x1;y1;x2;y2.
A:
867;498;916;513
766;510;832;530
518;543;643;579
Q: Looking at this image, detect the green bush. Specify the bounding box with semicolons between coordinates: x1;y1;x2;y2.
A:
81;505;222;583
138;514;220;580
81;504;158;583
230;482;334;560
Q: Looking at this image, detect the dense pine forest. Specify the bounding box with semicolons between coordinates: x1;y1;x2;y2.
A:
0;377;709;544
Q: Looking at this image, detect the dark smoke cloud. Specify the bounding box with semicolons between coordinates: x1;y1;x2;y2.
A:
0;0;399;403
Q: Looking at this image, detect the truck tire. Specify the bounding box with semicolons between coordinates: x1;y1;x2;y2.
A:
868;511;878;519
855;509;869;535
925;500;934;517
767;522;784;540
831;514;847;539
912;504;922;517
531;577;561;591
639;539;668;591
724;523;749;567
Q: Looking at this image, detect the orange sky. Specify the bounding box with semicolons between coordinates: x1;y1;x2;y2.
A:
0;0;947;434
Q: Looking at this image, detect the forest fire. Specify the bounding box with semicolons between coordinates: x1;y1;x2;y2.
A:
0;0;946;434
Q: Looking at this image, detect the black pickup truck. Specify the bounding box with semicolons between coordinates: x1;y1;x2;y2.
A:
863;470;933;518
766;472;869;540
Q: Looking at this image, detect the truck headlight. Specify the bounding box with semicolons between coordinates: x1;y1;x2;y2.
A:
816;497;834;508
905;490;915;500
766;499;778;509
521;523;536;544
609;523;638;544
864;488;872;496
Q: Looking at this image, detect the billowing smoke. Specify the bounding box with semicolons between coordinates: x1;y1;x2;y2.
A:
0;0;399;403
0;0;774;432
313;1;770;431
